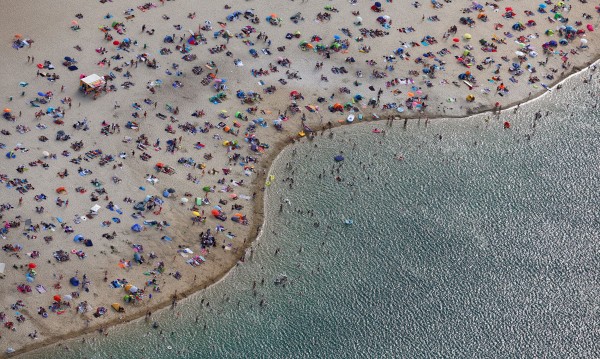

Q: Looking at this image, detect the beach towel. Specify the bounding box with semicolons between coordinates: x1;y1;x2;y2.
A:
36;285;46;293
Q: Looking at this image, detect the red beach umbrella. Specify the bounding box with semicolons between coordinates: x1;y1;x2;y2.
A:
53;295;61;301
211;209;220;216
113;40;120;46
28;263;36;269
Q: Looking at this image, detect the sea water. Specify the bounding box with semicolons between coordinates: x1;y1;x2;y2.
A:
29;67;600;358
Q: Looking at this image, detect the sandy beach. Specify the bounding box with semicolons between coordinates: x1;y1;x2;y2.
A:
0;0;598;356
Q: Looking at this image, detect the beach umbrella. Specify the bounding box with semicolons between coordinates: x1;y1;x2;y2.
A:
515;51;525;57
538;3;547;8
580;38;588;44
347;114;355;123
63;294;72;301
14;34;22;39
192;211;201;217
333;34;341;40
54;295;61;302
203;186;211;192
355;16;362;23
28;263;36;269
463;33;472;39
113;40;120;46
334;155;344;162
3;108;11;113
374;2;382;7
180;197;189;203
124;284;133;292
71;20;78;25
452;37;460;42
211;209;221;216
587;24;594;31
70;277;80;286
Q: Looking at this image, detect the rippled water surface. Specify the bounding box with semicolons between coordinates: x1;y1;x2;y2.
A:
30;68;600;358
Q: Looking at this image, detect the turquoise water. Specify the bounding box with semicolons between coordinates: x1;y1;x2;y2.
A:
30;68;600;358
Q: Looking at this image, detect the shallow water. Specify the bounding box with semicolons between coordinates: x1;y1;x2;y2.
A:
28;68;600;358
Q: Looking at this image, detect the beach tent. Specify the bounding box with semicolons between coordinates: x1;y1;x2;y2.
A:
79;74;105;93
131;224;142;232
334;155;345;162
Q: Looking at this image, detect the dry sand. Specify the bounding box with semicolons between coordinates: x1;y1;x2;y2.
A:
0;0;598;356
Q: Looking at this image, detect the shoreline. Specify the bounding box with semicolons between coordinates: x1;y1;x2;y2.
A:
12;56;599;359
